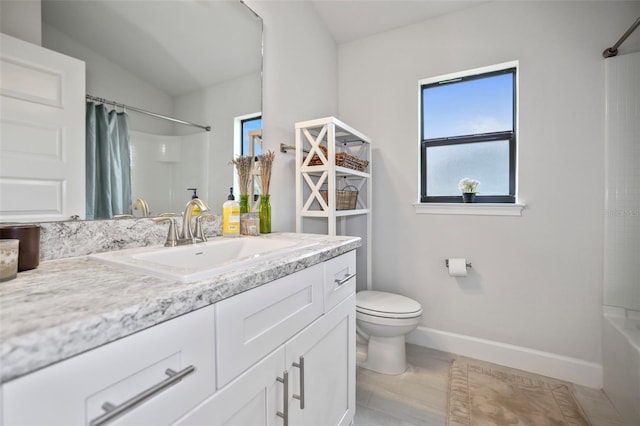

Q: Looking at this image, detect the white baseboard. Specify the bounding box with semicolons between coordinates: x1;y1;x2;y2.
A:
406;325;603;389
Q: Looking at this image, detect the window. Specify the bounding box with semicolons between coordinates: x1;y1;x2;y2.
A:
241;116;262;156
420;63;517;203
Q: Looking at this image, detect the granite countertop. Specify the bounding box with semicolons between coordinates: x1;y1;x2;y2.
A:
0;232;361;384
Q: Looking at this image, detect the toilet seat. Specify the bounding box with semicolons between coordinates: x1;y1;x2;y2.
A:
356;290;422;319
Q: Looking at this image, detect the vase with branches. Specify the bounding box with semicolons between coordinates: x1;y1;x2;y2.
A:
257;150;275;233
231;155;253;213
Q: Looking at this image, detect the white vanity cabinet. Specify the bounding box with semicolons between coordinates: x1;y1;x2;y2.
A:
175;251;357;426
1;251;356;426
1;304;217;426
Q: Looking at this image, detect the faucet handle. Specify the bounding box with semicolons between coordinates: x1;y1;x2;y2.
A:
194;214;215;243
113;214;134;219
199;213;216;222
152;217;179;247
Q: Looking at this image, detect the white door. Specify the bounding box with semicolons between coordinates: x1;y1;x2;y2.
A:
0;33;85;222
286;295;356;426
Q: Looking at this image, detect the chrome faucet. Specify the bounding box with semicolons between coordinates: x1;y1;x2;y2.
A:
133;198;150;217
179;198;210;244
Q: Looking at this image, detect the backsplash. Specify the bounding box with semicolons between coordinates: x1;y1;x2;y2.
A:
39;217;222;261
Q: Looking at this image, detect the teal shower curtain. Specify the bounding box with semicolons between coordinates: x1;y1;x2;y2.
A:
85;102;132;220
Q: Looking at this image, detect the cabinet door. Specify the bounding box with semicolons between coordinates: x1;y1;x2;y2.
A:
286;294;356;426
2;306;216;426
216;263;323;387
174;347;286;426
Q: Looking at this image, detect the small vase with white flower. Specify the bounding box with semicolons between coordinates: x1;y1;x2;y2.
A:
458;178;480;203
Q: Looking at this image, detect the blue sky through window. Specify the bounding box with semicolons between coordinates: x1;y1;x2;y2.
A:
242;117;262;156
422;73;513;140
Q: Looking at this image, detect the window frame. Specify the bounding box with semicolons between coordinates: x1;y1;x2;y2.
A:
240;115;262;156
419;64;517;204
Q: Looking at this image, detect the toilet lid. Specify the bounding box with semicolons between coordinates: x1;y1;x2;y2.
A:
356;291;422;319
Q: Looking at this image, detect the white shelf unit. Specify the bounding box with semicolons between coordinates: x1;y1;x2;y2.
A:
295;116;372;290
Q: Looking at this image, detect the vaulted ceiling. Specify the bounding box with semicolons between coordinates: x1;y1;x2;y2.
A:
41;0;487;97
311;0;487;44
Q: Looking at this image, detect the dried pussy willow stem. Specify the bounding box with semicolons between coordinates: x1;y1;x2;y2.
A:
231;155;253;195
258;150;275;196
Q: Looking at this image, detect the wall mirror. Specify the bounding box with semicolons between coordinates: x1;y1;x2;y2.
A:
39;0;262;220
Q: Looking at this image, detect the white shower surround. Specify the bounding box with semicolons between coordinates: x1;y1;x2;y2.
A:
603;51;640;425
129;131;210;216
604;52;640;311
603;309;640;425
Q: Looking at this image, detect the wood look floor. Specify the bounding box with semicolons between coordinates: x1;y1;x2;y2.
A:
354;343;626;426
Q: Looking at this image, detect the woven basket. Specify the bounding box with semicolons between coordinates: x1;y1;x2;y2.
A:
335;152;369;172
304;145;369;172
320;185;358;210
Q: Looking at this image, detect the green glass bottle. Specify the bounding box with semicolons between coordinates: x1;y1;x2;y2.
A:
259;194;271;234
239;194;250;214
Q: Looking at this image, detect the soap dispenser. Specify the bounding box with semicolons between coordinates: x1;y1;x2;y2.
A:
222;187;240;237
188;188;201;215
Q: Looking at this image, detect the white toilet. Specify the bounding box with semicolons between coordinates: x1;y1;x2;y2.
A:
356;290;423;375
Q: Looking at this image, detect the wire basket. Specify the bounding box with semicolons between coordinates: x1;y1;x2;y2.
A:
320;185;358;210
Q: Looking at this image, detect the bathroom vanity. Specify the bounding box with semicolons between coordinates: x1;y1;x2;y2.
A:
0;233;359;426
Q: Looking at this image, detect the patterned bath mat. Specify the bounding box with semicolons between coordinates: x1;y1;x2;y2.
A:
447;356;590;426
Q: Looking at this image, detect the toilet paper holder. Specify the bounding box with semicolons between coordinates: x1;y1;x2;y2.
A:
445;259;472;269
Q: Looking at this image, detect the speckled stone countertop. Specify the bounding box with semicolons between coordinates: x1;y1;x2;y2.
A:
0;232;360;384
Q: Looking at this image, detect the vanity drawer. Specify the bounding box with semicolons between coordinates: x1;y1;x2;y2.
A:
324;251;357;312
215;263;323;387
2;305;216;426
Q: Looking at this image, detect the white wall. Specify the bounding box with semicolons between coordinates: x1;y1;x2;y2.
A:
0;0;41;46
337;0;640;381
42;24;175;135
244;0;338;232
174;72;261;212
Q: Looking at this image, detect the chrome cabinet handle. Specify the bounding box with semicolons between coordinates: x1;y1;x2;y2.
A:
276;371;289;426
292;356;305;409
89;365;195;426
335;272;356;286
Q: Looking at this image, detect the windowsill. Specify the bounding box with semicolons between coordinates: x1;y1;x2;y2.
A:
414;202;525;216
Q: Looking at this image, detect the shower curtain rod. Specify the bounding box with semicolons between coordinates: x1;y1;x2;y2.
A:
603;16;640;58
86;94;211;131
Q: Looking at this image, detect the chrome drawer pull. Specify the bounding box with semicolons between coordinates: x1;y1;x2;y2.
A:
89;365;195;426
335;272;356;286
292;356;305;409
276;371;289;426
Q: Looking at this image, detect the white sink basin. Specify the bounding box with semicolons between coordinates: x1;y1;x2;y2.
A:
90;236;318;283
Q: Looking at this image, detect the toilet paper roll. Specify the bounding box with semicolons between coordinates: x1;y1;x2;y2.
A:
447;258;468;277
